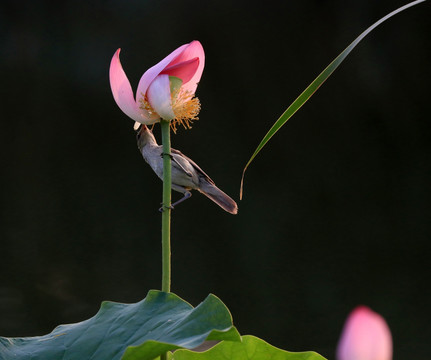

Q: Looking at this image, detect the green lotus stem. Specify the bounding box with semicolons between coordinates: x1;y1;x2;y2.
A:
160;119;172;294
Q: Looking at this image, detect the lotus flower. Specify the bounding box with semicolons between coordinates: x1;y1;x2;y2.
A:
337;306;393;360
109;41;205;131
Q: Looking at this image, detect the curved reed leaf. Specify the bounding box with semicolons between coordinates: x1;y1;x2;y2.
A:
240;0;426;199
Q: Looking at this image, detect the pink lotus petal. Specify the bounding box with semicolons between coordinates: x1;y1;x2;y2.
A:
136;41;205;101
109;49;147;122
147;74;175;120
109;49;159;124
136;44;189;102
337;306;392;360
166;40;205;94
161;57;200;85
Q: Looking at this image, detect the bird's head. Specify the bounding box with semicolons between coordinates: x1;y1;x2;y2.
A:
136;123;157;150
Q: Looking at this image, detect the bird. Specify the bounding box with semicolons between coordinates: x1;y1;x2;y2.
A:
136;124;238;214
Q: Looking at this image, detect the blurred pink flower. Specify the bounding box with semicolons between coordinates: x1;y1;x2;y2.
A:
337;306;392;360
109;41;205;131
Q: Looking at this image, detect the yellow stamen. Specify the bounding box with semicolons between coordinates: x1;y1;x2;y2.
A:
139;95;156;116
170;88;200;133
139;89;200;134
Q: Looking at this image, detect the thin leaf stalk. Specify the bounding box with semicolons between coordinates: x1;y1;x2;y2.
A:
160;119;172;294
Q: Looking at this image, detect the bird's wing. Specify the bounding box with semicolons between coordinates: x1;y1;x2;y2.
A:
170;149;194;178
171;148;215;185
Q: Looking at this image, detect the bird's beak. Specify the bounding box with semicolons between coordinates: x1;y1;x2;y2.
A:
133;121;142;131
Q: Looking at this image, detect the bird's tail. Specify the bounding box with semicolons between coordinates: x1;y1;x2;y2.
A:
198;180;238;215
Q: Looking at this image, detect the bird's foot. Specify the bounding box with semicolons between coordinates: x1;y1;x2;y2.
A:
158;203;175;212
160;152;173;160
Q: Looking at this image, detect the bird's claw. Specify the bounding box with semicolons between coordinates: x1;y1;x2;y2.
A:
161;152;173;160
158;204;175;212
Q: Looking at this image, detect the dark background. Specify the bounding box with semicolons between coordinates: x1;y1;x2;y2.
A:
1;0;430;358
